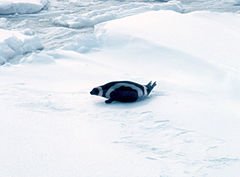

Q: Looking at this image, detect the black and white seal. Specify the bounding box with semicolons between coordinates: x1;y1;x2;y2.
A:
90;81;157;103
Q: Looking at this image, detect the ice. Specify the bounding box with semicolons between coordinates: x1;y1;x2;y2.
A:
62;33;99;53
0;0;48;15
0;29;43;64
235;0;240;4
0;17;7;28
53;1;182;29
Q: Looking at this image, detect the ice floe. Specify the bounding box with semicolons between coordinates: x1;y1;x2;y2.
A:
0;29;43;64
235;0;240;4
0;0;48;15
0;17;7;28
53;0;182;28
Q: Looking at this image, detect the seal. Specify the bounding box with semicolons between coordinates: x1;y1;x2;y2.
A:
90;81;157;103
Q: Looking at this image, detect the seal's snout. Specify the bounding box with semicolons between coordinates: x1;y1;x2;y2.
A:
90;88;99;95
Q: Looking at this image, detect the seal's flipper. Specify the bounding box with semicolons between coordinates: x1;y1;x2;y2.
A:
146;81;157;95
147;81;152;87
152;81;157;88
105;98;114;104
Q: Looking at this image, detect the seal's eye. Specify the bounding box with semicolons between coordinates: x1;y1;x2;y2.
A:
90;88;99;95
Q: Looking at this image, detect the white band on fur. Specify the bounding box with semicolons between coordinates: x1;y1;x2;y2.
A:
98;87;103;96
143;86;147;96
105;83;144;98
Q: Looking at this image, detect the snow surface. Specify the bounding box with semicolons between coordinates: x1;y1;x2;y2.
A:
0;29;43;64
1;5;240;177
0;0;48;15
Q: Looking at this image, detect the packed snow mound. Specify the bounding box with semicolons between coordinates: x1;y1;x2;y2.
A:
20;52;55;64
95;10;240;72
0;0;48;15
0;29;43;65
53;1;182;28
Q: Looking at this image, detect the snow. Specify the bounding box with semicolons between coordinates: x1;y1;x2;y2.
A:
1;4;240;177
0;29;43;64
21;52;55;64
90;10;240;139
0;0;48;15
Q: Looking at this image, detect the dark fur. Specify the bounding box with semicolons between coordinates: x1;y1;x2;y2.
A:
100;81;145;97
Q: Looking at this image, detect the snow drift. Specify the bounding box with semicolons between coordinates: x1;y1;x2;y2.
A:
0;0;48;15
95;10;240;63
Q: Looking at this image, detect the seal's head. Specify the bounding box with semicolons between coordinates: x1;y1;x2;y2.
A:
90;87;99;95
90;86;104;96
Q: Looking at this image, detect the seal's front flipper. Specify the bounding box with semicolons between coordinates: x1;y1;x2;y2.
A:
105;98;114;104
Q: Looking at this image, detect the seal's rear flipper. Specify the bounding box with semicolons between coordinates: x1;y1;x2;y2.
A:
146;81;157;95
152;81;157;88
146;81;152;87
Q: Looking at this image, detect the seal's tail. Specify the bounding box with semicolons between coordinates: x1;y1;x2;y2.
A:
146;81;157;95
